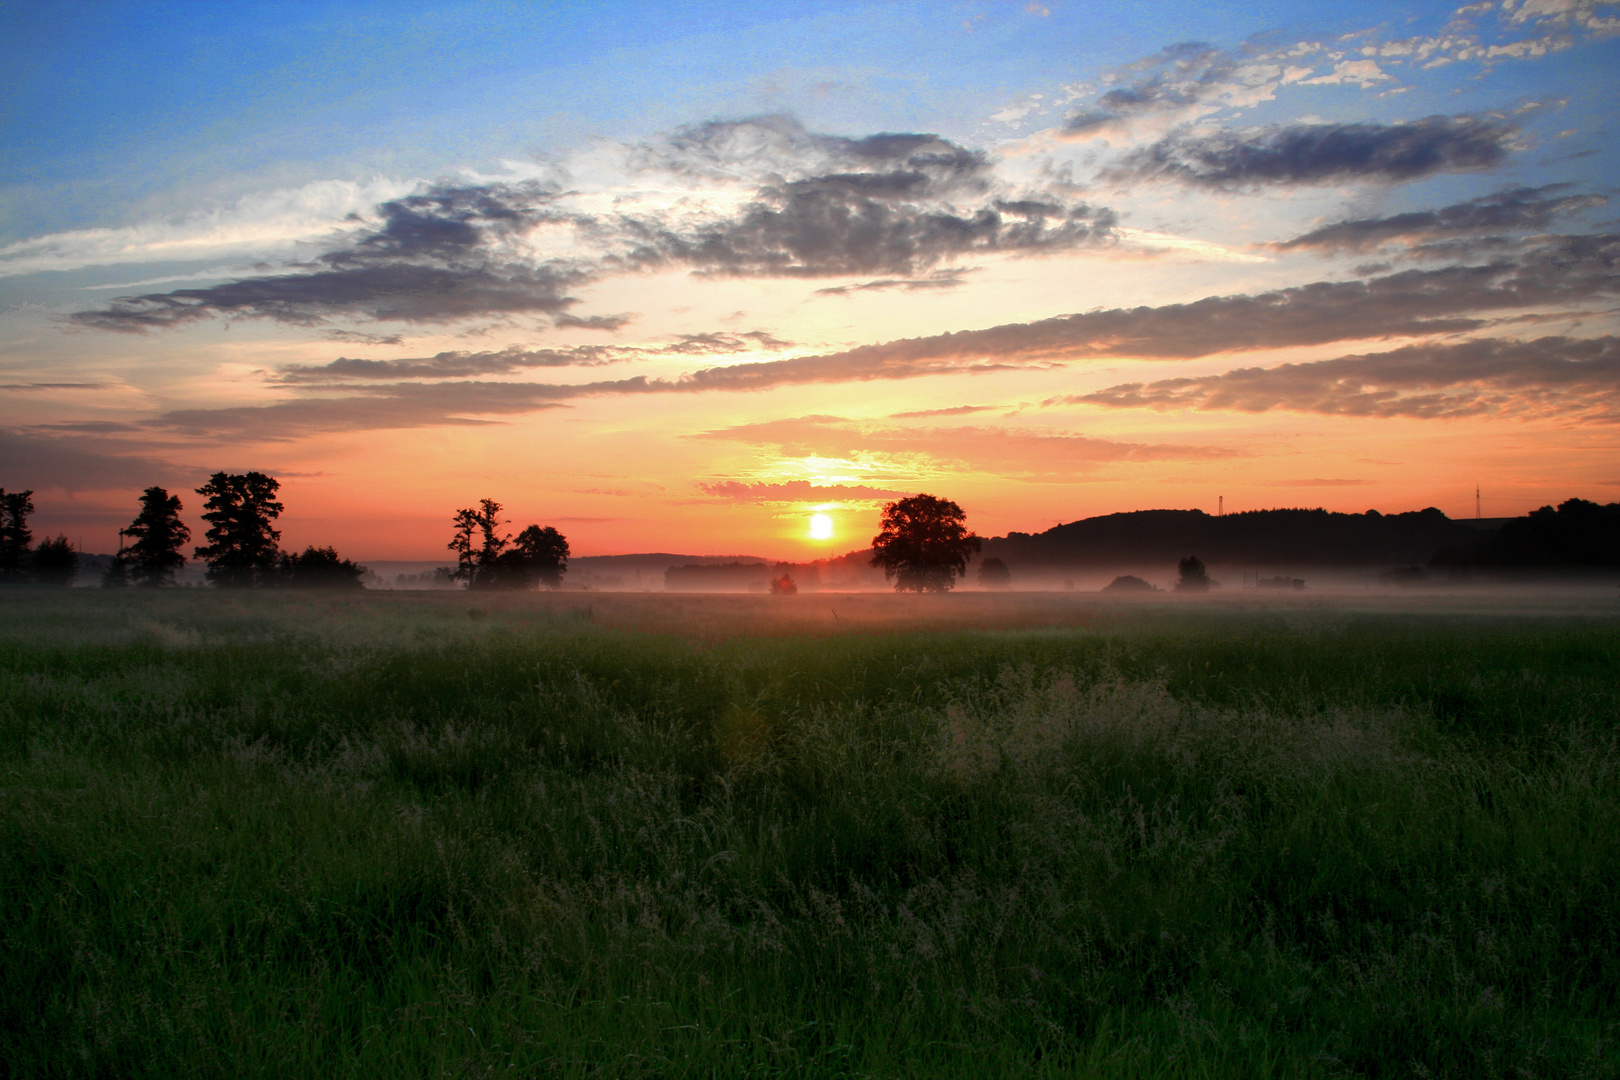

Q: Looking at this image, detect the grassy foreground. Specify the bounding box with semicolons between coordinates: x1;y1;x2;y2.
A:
1;589;1617;1078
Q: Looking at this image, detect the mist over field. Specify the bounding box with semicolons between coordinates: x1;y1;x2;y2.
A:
3;586;1617;1077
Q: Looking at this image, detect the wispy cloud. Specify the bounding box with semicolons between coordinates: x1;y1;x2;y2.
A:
691;415;1240;479
0;177;420;278
1074;335;1620;422
815;268;976;295
71;182;591;332
1109;115;1517;189
270;331;792;384
1062;41;1317;140
693;479;910;502
1271;478;1375;486
1272;184;1607;253
888;404;1000;418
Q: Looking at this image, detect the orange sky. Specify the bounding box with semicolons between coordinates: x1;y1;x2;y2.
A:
3;3;1617;561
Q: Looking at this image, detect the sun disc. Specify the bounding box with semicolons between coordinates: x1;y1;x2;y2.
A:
809;513;834;540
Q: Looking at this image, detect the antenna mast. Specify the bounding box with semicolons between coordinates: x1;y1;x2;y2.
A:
1218;495;1223;517
1475;484;1481;520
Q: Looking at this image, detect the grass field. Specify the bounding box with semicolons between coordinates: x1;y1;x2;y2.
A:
2;587;1617;1078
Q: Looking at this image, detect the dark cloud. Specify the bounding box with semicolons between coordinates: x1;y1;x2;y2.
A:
272;346;622;384
642;115;989;183
693;480;910;502
691;415;1240;479
554;313;631;331
72;182;589;332
616;119;1113;276
323;330;406;346
0;428;188;491
690;233;1618;374
272;330;791;384
1274;185;1608;253
664;330;793;354
816;268;975;295
1112;115;1516;189
622;181;1115;279
0;382;108;391
1073;335;1620;421
149;381;587;438
74;258;588;333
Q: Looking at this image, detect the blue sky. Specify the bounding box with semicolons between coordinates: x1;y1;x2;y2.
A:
2;0;1617;558
9;1;1607;236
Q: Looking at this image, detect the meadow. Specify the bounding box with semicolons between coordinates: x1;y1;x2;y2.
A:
2;587;1617;1078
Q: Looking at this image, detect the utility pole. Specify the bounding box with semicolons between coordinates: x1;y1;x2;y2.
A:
1476;484;1481;520
1218;495;1223;517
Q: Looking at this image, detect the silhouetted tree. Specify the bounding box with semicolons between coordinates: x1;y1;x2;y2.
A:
977;557;1012;589
120;486;190;587
1175;555;1211;592
0;488;35;582
278;545;366;588
770;574;797;595
870;494;981;593
449;498;508;588
501;524;570;590
194;472;283;587
31;535;79;586
101;556;130;588
449;501;569;591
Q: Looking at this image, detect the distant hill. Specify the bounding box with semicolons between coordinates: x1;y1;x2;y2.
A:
979;507;1483;570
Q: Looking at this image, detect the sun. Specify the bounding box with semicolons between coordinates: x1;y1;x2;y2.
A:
808;513;834;540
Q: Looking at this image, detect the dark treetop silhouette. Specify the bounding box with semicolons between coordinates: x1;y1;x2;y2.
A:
449;500;570;590
977;556;1012;589
870;494;982;593
1175;555;1213;592
0;488;34;582
118;486;191;587
31;536;79;586
278;545;367;588
194;472;284;588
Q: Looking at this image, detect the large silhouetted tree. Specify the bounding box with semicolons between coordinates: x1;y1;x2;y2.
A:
121;486;190;587
449;498;507;588
503;524;570;590
195;472;283;587
31;536;80;586
0;488;35;582
449;502;570;590
870;493;981;593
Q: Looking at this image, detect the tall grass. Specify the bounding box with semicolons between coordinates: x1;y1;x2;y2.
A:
1;589;1616;1077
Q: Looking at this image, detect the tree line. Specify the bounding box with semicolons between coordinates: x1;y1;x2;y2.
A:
1;480;574;591
1;475;366;588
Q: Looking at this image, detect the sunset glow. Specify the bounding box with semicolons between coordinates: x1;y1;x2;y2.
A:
3;1;1616;561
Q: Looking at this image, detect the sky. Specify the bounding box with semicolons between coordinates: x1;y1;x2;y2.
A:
2;0;1617;562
